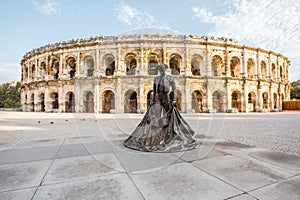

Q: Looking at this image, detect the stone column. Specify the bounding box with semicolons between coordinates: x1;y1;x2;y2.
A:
35;58;38;81
74;81;80;112
76;51;80;77
256;50;260;79
44;87;51;112
185;79;191;112
138;79;145;113
257;84;262;111
116;78;122;113
244;85;248;112
95;47;100;77
205;45;211;76
59;53;63;79
225;47;230;77
269;83;273;110
94;79;100;113
58;84;64;112
242;48;247;77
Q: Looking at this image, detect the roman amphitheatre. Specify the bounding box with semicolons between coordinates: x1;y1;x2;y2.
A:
20;28;290;113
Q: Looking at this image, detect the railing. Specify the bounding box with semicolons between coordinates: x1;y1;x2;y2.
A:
283;100;300;110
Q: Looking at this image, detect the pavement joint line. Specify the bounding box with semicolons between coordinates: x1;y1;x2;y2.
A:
111;149;146;200
0;186;37;195
191;155;247;194
31;138;66;200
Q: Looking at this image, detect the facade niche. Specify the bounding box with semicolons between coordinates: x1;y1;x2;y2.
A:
212;91;223;112
262;92;269;109
66;57;76;78
125;53;137;75
84;56;94;77
50;92;59;109
148;53;159;75
124;90;137;113
191;55;202;76
169;54;181;75
231;91;242;111
212;55;223;76
84;91;94;113
248;92;256;111
192;90;203;112
103;54;115;76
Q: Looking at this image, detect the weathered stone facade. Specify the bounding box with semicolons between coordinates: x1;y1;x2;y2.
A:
20;32;290;113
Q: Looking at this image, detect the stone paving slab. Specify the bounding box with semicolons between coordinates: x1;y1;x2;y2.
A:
0;146;60;164
33;174;144;200
0;160;51;192
0;187;37;200
249;174;300;200
193;154;293;192
129;162;242;200
42;153;123;185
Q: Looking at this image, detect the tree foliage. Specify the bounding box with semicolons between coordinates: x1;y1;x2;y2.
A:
290;79;300;100
0;82;21;108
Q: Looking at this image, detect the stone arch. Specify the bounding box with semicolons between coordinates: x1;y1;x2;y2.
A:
211;55;223;76
65;57;76;78
271;63;276;80
39;93;45;112
125;53;137;75
261;61;267;79
50;57;59;79
84;56;94;77
24;66;28;81
279;65;283;81
50;92;59;109
103;54;115;76
30;64;35;80
39;62;46;79
273;92;278;109
248;91;257;112
262;91;269;109
84;91;94;113
148;53;159;75
192;90;203;113
30;93;34;111
230;56;241;77
212;90;224;112
102;90;115;113
124;90;137;113
65;91;75;112
169;53;181;75
231;90;242;111
191;54;202;76
247;58;255;78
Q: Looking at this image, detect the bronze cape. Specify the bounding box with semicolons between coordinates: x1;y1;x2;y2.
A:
123;104;199;152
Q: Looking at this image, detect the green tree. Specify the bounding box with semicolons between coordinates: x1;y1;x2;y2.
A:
0;82;21;108
290;79;300;100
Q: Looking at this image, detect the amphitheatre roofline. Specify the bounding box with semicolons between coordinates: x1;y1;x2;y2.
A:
21;33;288;64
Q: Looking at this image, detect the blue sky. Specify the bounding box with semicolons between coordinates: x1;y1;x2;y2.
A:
0;0;299;83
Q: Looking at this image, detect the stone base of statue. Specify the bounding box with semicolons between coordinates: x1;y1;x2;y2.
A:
123;104;199;152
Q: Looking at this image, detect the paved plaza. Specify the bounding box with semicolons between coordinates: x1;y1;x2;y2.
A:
0;111;299;199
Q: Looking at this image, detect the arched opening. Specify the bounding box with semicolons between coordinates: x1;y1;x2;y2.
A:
65;92;75;112
261;61;267;79
30;93;34;111
148;53;159;75
31;64;35;80
279;66;283;81
102;90;115;113
212;55;223;76
40;62;46;79
271;63;276;80
248;92;256;112
84;56;94;77
51;58;59;80
124;90;137;113
66;57;76;78
230;57;240;77
247;59;255;78
39;93;45;112
50;92;59;109
84;91;94;113
147;90;153;109
104;54;115;76
169;54;181;75
192;90;203;113
212;91;224;112
273;93;278;109
262;92;269;109
191;55;202;76
125;53;137;75
231;91;242;111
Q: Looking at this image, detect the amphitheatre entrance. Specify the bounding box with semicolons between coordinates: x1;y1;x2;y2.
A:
102;90;115;113
192;90;203;113
124;91;137;113
65;92;75;112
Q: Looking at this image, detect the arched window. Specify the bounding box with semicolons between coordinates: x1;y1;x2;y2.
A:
40;62;46;79
51;58;59;80
103;90;115;113
191;90;203;112
247;59;255;78
169;54;181;75
148;53;159;75
65;92;75;112
211;55;223;76
191;55;202;76
84;91;94;112
125;53;137;75
230;57;240;77
66;57;76;78
279;66;283;81
231;91;242;111
31;64;35;80
124;90;137;113
84;56;94;77
271;63;276;80
103;54;115;76
212;91;224;112
261;61;267;79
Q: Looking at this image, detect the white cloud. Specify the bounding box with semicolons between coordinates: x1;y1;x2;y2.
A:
33;0;61;16
0;62;21;83
115;3;156;28
192;0;300;58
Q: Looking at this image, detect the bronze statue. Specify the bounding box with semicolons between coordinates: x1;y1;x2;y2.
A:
123;64;198;152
